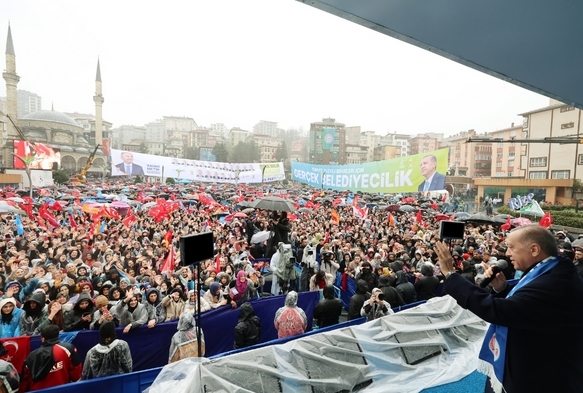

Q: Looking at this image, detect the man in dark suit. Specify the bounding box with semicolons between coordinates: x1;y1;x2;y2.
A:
115;151;144;176
435;225;583;393
417;154;446;191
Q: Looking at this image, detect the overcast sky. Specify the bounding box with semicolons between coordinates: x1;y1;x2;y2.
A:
1;0;549;136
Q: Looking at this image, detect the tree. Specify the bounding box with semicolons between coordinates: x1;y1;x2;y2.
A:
166;177;176;184
185;146;200;160
275;140;289;162
139;142;149;154
230;140;260;163
52;169;69;184
134;175;143;184
212;143;229;162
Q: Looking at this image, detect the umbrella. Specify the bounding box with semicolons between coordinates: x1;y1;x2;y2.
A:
572;239;583;248
212;211;229;216
386;204;400;212
141;202;157;209
233;212;248;219
398;205;416;212
462;214;496;225
434;214;452;221
251;230;271;244
0;206;25;214
453;212;471;219
242;208;255;214
250;197;295;212
512;217;533;227
6;197;25;203
298;208;313;214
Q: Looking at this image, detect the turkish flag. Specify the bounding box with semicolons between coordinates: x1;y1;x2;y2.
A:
1;336;31;373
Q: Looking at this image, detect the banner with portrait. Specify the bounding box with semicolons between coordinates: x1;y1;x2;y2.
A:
291;148;449;193
110;149;285;183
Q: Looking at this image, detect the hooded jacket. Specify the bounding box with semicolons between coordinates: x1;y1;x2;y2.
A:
20;337;82;391
233;302;261;349
184;289;211;315
4;278;38;303
348;280;370;320
63;292;95;332
0;298;23;338
395;271;417;304
378;275;405;307
361;288;393;321
81;322;132;380
168;311;205;362
20;292;49;336
313;285;343;328
274;291;307;338
144;288;167;323
115;295;148;331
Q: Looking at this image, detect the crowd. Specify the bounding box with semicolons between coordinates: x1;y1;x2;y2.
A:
0;179;581;391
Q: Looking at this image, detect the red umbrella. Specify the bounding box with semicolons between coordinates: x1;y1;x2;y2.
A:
434;214;450;221
233;212;248;218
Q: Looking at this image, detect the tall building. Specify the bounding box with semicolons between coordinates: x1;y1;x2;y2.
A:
487;124;523;178
248;133;282;162
409;134;439;155
253;120;280;138
210;123;228;138
360;131;381;162
519;99;583;180
345;143;368;164
228;127;249;150
445;130;492;178
380;132;411;157
17;90;42;118
111;125;146;149
308;118;346;165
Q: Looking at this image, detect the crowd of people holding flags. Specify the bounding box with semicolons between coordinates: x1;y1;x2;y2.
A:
0;178;580;391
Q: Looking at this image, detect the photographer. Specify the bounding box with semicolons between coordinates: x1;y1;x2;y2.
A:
320;249;340;276
266;211;291;258
299;244;317;292
360;287;393;322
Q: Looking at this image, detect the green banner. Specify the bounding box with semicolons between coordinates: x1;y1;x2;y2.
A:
322;127;336;151
291;148;449;193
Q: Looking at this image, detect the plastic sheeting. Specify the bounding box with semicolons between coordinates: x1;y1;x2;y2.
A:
146;296;487;393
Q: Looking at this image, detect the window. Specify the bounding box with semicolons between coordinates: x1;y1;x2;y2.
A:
510;130;517;137
529;171;547;179
551;170;570;179
561;122;574;129
530;157;547;167
508;172;513;177
508;160;514;167
496;162;502;167
496;171;504;177
579;154;583;165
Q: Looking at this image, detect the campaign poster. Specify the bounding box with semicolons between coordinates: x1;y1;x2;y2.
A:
13;140;61;170
291;148;449;193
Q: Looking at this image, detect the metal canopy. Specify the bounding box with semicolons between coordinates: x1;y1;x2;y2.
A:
298;0;583;109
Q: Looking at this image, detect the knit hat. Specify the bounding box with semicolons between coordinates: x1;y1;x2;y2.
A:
120;277;131;286
99;321;117;346
95;295;109;309
56;292;69;300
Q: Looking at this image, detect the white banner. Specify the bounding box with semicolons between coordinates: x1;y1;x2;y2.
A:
110;149;285;183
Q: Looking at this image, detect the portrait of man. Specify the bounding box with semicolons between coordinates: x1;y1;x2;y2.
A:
417;154;446;192
115;151;145;175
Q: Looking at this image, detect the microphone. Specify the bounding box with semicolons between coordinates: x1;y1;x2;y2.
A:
479;260;509;288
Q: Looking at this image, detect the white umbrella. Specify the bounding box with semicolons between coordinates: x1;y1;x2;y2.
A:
6;197;25;203
251;230;271;244
142;202;157;209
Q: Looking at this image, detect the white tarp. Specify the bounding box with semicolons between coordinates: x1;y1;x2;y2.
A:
145;296;487;393
110;149;285;183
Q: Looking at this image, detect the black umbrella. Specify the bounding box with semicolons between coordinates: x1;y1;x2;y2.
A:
250;197;295;212
462;214;497;225
399;205;416;212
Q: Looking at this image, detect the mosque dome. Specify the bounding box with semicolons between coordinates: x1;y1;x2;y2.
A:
21;110;81;128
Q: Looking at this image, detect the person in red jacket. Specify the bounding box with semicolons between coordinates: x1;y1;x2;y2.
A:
20;324;82;392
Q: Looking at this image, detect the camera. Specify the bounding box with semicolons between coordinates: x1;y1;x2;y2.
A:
377;293;385;302
322;251;332;260
439;221;465;240
307;250;313;255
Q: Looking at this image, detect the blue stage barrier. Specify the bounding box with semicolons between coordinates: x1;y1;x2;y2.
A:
29;291;319;372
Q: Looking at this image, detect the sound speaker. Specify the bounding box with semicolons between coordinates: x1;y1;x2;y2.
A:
179;232;214;265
